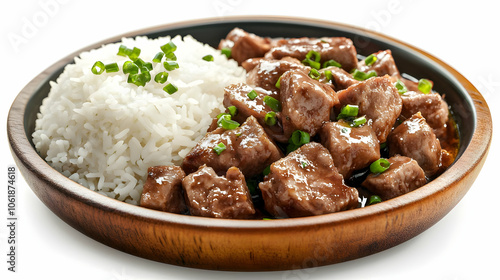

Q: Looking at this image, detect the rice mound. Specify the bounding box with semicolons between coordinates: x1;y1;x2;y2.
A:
32;35;246;204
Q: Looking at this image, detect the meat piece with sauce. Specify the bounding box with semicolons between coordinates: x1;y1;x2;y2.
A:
400;91;449;138
182;115;282;177
259;142;359;218
336;75;402;143
140;165;187;213
265;37;358;72
358;50;401;78
218;28;272;65
319;66;359;91
280;70;338;138
387;112;443;177
182;165;255;219
319;121;380;178
246;57;310;92
361;155;427;200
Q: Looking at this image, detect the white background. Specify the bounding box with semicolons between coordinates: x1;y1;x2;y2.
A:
1;0;499;279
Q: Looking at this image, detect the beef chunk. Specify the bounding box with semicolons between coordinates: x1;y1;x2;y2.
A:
320;66;359;91
218;28;272;64
400;91;449;138
280;70;338;138
182;165;255;219
388;112;442;177
182;116;282;177
140;166;187;213
223;83;286;142
337;76;402;143
358;50;400;77
246;57;310;92
319;122;380;178
259;142;359;218
265;37;358;72
361;156;427;200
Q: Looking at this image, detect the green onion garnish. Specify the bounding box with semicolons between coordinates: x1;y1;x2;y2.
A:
324;70;333;82
154;72;169;84
364;54;378;66
213;142;226;155
134;58;153;72
308;69;321;80
164;61;179;71
104;62;119;73
322;59;342;68
247;90;258;100
217;114;240;130
351;116;367;127
337;104;359;120
264;111;277;126
221;48;231;58
165;52;177;61
263;95;282;112
302;59;321;70
368;195;382;205
306;50;321;62
123;61;139;75
202;54;214;62
128;73;149;87
117;45;129;57
275;75;282;89
289;130;310;146
227;106;238;117
152;52;164;63
128;47;141;61
370;158;391;174
418;78;433;94
91;61;105;75
163;83;178;95
351;69;377;81
395;79;408;95
160;41;177;54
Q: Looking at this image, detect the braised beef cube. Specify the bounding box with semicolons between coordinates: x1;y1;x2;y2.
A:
337;76;402;143
280;70;338;138
320;66;359;91
246;57;310;92
361;155;427;200
358;50;400;77
265;37;358;72
223;83;287;142
182;116;282;177
140;166;187;213
388;112;442;177
182;165;255;219
319;122;380;178
218;28;272;64
241;57;262;72
259;142;359;218
400;91;449;138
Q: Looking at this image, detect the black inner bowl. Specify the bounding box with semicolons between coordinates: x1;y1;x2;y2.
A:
24;18;474;167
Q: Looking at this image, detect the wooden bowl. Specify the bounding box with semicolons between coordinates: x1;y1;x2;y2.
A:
7;16;492;271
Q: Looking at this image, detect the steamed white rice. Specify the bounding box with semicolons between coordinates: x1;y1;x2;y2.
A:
32;35;246;204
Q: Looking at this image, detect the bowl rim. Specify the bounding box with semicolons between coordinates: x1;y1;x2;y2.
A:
7;15;492;232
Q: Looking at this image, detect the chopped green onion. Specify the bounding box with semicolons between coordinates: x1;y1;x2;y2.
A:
368;195;382;205
217;115;240;130
91;61;105;75
163;83;178;95
275;75;282;89
127;73;149;87
264;111;277;126
322;59;342;68
364;54;378;66
165;52;177;61
263;95;281;112
337;104;359;120
289;130;310;146
164;61;179;71
301;161;308;168
370;158;391;174
395;79;408;95
302;58;321;70
324;70;333;81
263;165;271;176
117;45;129;57
134;58;153;72
351;116;367;127
154;72;169;84
247;90;258;100
305;50;321;62
123;61;139;75
128;47;141;61
308;68;321;80
152;52;164;63
352;69;377;81
104;62;119;73
221;47;231;58
213;142;226;155
202;54;214;62
227;106;238;117
160;41;177;54
418;78;433;94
